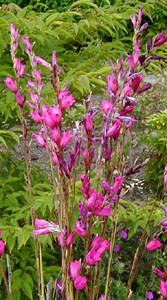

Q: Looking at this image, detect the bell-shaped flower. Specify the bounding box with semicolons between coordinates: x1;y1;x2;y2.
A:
42;105;62;128
34;56;52;71
60;132;73;149
70;260;81;280
146;239;162;251
111;176;123;194
100;99;113;115
4;77;18;93
0;240;5;256
83;114;93;133
32;218;61;235
15;92;24;107
160;281;167;299
15;58;26;78
32;133;46;148
30;111;41;124
58;90;75;110
74;276;87;290
74;220;86;237
107;120;122;139
107;75;117;94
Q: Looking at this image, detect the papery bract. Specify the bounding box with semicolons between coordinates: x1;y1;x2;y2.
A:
146;240;162;251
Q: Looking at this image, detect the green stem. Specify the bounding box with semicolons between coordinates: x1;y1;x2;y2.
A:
39;245;45;300
104;202;119;300
0;259;12;300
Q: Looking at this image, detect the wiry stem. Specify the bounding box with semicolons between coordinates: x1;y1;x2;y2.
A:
0;259;12;300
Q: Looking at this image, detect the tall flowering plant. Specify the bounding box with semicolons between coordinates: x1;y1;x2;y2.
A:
3;7;167;300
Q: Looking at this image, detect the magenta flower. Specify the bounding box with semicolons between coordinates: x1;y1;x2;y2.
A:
4;77;18;93
146;291;154;300
52;51;57;67
114;244;120;252
15;92;24;107
70;260;81;280
21;36;32;53
164;165;167;192
153;268;166;280
111;176;123;194
30;111;41;124
120;230;128;239
28;91;39;106
86;236;110;265
146;240;162;251
34;56;52;70
32;218;61;235
58;231;75;248
132;75;143;92
51;128;61;143
160;281;167;299
83;114;93;133
107;119;122;139
0;240;5;256
15;58;26;78
52;153;58;165
94;204;111;217
58;90;75;110
41;105;62;128
134;40;140;66
107;75;117;94
74;220;86;237
100;99;113;115
74;276;87;290
154;31;167;47
60;132;73;149
10;23;18;40
98;296;109;300
138;83;152;94
32;134;46;148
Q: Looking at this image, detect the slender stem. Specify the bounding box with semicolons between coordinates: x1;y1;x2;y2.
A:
0;259;12;300
6;255;12;297
125;204;157;300
104;202;119;300
39;245;45;300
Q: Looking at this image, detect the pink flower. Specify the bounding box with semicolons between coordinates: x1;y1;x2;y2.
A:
154;31;167;47
32;218;60;235
100;99;113;115
4;77;18;93
28;91;39;106
21;36;32;52
60;132;73;149
83;114;93;133
86;250;101;264
138;83;152;94
107;120;122;139
120;230;128;239
41;105;62;128
153;268;166;280
32;134;46;148
146;240;162;251
15;58;26;78
70;260;81;280
160;281;167;299
34;56;52;70
10;23;18;40
58;90;75;110
114;244;120;252
0;240;5;256
164;165;167;192
132;75;143;92
15;92;24;107
94;204;111;217
146;291;154;300
74;276;87;290
66;232;75;247
111;176;123;194
74;220;86;237
52;51;57;67
107;75;117;94
86;190;99;210
133;40;140;66
30;111;41;124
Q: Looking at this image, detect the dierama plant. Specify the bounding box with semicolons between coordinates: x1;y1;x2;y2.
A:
4;7;167;300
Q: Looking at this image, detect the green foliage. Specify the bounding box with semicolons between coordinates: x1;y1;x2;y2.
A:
143;110;167;196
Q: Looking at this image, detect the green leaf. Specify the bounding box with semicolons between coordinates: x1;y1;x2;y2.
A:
70;0;98;9
21;280;33;299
